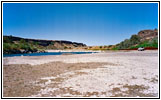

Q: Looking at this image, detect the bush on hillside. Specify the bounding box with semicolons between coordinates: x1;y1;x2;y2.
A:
130;37;158;49
114;35;141;49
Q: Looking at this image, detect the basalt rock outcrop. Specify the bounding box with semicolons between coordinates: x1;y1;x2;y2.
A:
3;35;87;54
138;29;158;41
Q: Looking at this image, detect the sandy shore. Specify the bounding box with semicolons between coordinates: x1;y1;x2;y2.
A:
45;49;101;53
3;50;158;97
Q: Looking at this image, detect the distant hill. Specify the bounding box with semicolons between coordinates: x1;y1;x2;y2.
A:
85;29;158;51
113;29;158;50
3;36;86;54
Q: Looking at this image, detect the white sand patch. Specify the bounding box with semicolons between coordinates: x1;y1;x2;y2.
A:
20;51;158;97
30;87;59;97
30;76;58;97
29;71;80;97
60;93;82;97
31;61;158;97
59;57;158;97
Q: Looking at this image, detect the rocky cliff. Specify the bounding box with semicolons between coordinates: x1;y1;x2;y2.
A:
138;29;158;41
112;29;158;50
4;36;86;49
3;36;87;54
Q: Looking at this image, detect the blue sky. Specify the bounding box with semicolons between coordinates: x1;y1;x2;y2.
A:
3;3;158;46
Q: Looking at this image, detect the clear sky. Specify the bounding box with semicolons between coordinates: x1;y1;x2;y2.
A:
3;3;158;46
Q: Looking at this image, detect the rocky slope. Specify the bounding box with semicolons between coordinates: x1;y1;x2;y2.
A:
4;36;86;48
83;29;158;51
3;36;86;54
138;29;158;41
112;29;158;50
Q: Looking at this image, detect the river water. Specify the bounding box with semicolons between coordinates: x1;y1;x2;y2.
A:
3;52;96;57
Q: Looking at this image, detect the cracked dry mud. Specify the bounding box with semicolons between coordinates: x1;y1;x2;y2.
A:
3;50;158;97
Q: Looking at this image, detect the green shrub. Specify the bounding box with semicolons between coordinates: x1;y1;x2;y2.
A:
20;39;26;44
64;46;67;49
130;38;158;49
115;35;143;50
3;43;20;54
3;37;12;43
111;47;119;50
130;35;140;45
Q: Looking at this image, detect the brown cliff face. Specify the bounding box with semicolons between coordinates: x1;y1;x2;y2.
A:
138;29;158;41
3;36;87;49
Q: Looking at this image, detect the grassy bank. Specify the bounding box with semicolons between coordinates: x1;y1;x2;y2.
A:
3;36;38;54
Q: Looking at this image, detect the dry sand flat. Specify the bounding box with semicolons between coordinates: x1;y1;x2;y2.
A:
3;50;158;97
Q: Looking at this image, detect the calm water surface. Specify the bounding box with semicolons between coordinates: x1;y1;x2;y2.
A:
3;52;96;57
